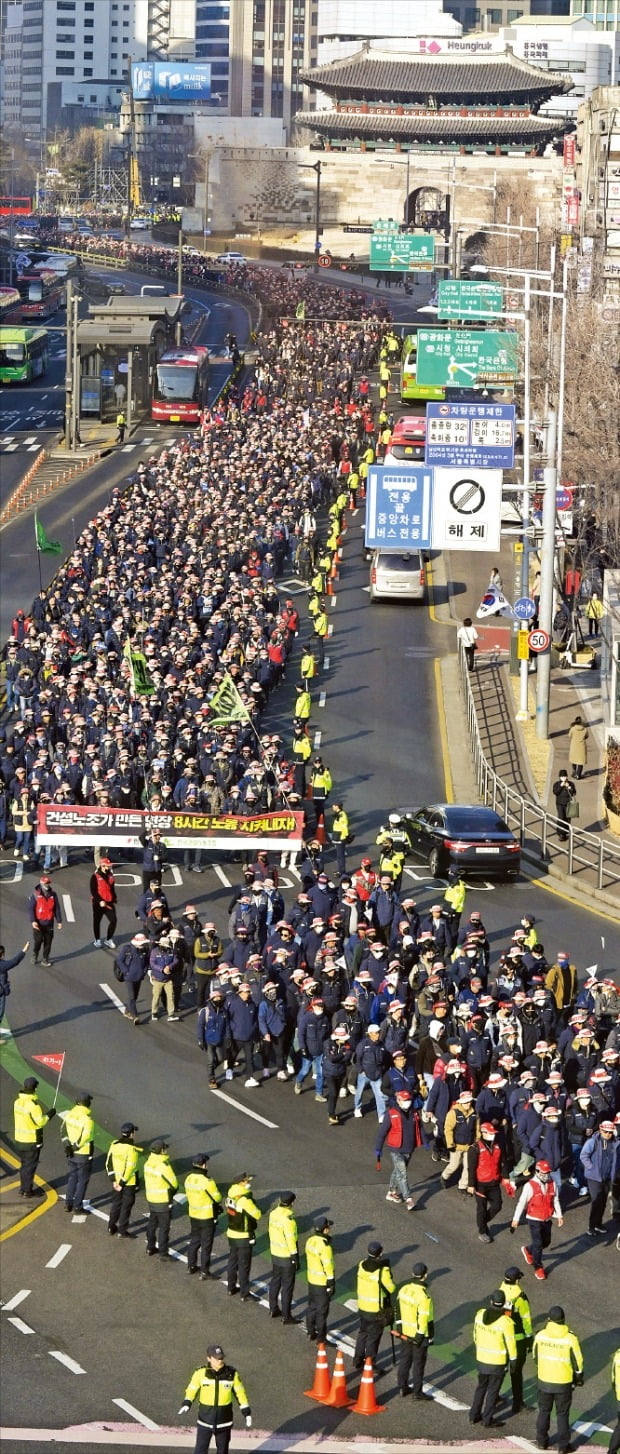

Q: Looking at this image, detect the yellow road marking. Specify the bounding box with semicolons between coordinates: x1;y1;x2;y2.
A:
426;556;453;628
522;865;620;923
0;1147;57;1240
433;659;454;805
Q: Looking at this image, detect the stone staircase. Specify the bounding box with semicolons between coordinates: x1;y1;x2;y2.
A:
0;445;101;527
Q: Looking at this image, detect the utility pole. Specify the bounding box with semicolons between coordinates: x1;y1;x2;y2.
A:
313;159;321;269
176;227;183;343
516;273;532;722
64;277;74;450
535;406;558;740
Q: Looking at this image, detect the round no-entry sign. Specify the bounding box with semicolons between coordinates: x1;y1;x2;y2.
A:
528;628;551;653
556;486;573;512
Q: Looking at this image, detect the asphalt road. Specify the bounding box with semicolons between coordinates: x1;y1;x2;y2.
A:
1;515;619;1448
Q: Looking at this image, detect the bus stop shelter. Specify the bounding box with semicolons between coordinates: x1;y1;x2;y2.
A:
76;296;184;426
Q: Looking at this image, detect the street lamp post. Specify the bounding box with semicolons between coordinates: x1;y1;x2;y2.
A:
298;159;322;267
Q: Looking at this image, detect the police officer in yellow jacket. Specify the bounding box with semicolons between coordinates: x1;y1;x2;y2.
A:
305;1215;335;1342
178;1343;251;1454
61;1092;94;1215
354;1240;396;1371
185;1153;222;1280
442;867;467;939
330;803;350;878
268;1190;300;1323
470;1288;517;1428
106;1121;142;1238
13;1076;56;1195
225;1172;261;1300
500;1266;533;1415
396;1262;434;1400
608;1347;620;1454
144;1138;178;1260
532;1306;584;1454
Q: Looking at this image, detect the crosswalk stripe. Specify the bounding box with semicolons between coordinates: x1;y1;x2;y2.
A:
120;444;136;452
27;444;40;451
4;443;18;451
22;436;36;444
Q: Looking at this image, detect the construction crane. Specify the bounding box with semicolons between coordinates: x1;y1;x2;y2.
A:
123;71;142;225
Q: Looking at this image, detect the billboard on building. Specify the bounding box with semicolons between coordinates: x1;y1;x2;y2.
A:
131;63;211;101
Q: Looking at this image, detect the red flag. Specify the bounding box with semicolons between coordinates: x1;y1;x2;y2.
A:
32;1052;65;1075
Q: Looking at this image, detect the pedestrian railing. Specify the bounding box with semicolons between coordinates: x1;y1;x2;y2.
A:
458;644;620;898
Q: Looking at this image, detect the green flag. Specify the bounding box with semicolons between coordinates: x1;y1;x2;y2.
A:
123;640;155;697
207;671;251;727
295;300;306;320
35;513;63;555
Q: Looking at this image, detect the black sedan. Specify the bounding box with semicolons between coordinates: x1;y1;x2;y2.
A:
398;803;521;880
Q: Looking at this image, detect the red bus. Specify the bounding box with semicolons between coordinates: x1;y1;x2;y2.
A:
0;286;21;322
152;345;209;424
15;269;65;320
0;196;33;217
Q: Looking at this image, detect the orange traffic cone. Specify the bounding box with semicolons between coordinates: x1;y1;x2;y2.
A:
314;816;327;846
350;1358;385;1416
324;1349;353;1408
304;1342;331;1403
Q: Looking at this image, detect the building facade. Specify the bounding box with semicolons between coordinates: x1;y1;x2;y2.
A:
317;0;459;65
195;0;316;130
501;15;619;113
570;0;620;28
576;84;620;300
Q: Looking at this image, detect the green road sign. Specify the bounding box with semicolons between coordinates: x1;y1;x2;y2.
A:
437;280;503;321
370;228;435;273
416;328;519;387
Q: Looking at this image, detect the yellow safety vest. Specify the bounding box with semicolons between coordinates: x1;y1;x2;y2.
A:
314;612;329;638
184;1170;222;1220
499;1282;532;1342
292;734;311;761
379;849;405;879
305;1233;334;1286
184;1363;250;1417
310;767;332;795
106;1140;142;1186
225;1182;261;1240
301;653;317;680
294;691;312;720
444;880;467;914
612;1348;620;1402
63;1105;94;1153
357;1259;396;1315
473;1308;517;1367
143;1152;178;1204
533;1321;583;1386
14;1091;50;1145
268;1204;298;1259
332;809;349;842
397;1282;434;1338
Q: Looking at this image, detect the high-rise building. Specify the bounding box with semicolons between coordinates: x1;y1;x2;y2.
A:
318;0;459;61
195;0;316;127
443;0;571;29
570;0;620;27
1;0;198;142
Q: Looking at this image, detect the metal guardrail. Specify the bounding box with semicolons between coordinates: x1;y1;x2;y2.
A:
458;644;620;896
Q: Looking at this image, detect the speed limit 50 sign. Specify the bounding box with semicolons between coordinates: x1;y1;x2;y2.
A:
528;628;551;653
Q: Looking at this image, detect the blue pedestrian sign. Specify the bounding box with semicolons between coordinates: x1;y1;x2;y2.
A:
425;401;516;470
365;465;433;551
514;596;536;620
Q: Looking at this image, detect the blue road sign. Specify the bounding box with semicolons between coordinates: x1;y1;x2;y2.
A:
365;465;433;551
514;596;537;620
425;401;516;470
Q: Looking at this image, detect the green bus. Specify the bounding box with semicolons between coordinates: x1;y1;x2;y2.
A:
400;332;446;403
0;326;49;383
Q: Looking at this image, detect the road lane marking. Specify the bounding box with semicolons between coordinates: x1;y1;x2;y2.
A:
212;864;231;888
112;1399;160;1431
62;894;75;922
49;1351;86;1374
319;692;326;708
46;1244;72;1268
4;443;18;451
8;1316;35;1334
100;983;126;1015
209;1089;278;1129
323;656;330;670
2;1290;31;1311
313;731;322;749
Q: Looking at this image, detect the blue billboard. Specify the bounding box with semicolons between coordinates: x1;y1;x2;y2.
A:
131;63;211;101
365;466;433;551
425;401;516;470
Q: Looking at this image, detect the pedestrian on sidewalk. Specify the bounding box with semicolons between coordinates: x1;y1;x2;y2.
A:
585;590;603;637
458;617;479;672
552;771;577;842
488;567;503;591
567;716;588;780
115;410;126;444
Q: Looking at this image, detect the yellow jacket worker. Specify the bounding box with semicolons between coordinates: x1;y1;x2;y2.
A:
144;1138;178;1260
13;1076;56;1196
608;1349;620;1454
470;1289;517;1428
225;1172;261;1300
354;1239;396;1370
179;1343;251;1454
185;1152;222;1280
396;1262;434;1400
106;1121;142;1238
61;1092;95;1215
268;1191;299;1324
533;1306;583;1454
305;1215;335;1343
